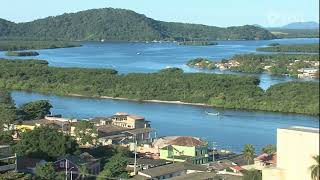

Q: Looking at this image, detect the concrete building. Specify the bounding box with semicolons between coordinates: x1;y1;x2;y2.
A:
159;136;209;164
262;126;319;180
111;112;150;129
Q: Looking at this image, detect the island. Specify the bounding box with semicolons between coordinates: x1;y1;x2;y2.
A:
5;51;39;56
0;40;81;51
178;41;218;46
187;58;216;69
256;43;319;53
0;58;318;115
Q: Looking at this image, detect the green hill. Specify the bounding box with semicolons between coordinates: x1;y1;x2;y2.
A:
0;8;275;41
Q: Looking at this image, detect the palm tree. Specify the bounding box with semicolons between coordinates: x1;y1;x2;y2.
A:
310;155;319;180
242;144;255;165
78;165;88;180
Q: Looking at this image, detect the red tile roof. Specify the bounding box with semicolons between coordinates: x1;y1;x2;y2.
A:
169;136;207;147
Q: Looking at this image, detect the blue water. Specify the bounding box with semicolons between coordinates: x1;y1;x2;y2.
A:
11;91;319;153
1;38;318;90
3;38;319;153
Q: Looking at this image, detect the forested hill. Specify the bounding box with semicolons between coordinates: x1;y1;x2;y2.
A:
0;8;275;41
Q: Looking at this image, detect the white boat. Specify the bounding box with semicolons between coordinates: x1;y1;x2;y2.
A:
136;52;141;55
205;111;220;116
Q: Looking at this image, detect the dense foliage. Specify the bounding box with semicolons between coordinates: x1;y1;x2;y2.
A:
261;144;276;154
0;171;32;180
0;40;80;51
177;41;218;46
257;43;320;53
98;153;129;179
5;51;39;56
243;169;262;180
269;28;320;38
13;127;78;160
229;54;319;76
18;100;52;120
0;59;318;115
74;121;98;146
187;58;216;69
35;162;58;180
0;90;16;131
0;8;275;41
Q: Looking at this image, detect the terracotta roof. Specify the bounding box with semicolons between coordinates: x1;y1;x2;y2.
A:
230;165;243;171
169;136;207;147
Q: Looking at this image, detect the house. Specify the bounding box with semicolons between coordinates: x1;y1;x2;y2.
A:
0;145;16;172
55;152;100;178
169;172;243;180
16;157;46;174
110;112;150;129
136;162;207;180
208;160;244;175
159;136;209;164
262;126;319;180
297;68;318;78
127;158;171;171
247;153;277;170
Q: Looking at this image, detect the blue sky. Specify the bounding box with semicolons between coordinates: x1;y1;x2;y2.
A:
1;0;319;27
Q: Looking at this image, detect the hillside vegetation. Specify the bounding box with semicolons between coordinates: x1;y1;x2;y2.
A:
0;59;318;115
0;8;275;41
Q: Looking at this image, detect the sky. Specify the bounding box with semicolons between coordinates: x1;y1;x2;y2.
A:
1;0;319;27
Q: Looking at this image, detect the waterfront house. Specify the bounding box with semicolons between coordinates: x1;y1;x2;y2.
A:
297;68;318;78
159;136;209;164
110;112;150;129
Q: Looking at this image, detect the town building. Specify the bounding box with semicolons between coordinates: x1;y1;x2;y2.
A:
110;112;150;129
55;152;100;178
136;162;207;180
159;136;209;164
262;126;319;180
0;145;16;172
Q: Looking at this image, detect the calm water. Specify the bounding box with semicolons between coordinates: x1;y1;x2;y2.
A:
0;38;318;90
11;91;319;153
4;38;320;153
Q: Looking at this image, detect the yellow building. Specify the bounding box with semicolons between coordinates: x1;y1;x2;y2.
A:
262;126;319;180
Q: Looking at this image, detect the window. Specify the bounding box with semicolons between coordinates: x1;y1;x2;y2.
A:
60;161;65;168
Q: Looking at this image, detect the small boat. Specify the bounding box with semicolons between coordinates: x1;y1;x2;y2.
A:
100;39;105;42
136;52;141;55
205;111;220;116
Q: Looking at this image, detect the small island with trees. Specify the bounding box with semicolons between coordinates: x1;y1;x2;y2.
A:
187;58;216;69
256;43;319;53
178;41;218;46
0;40;81;51
5;51;39;57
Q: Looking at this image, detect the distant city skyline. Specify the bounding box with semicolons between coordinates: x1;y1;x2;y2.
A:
1;0;319;27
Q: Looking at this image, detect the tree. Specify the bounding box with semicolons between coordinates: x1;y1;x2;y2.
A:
78;165;89;180
13;127;78;160
0;171;32;180
310;155;320;180
261;144;276;154
0;131;13;145
98;153;129;179
19;100;52;120
243;144;255;165
0;104;16;131
243;169;262;180
35;162;57;180
74;121;98;146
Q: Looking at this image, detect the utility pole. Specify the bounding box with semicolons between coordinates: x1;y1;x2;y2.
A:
133;134;137;175
65;159;68;180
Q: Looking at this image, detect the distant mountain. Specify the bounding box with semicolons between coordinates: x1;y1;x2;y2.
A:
0;8;276;41
281;21;319;29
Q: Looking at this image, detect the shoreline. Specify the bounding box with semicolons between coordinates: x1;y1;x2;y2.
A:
68;93;211;107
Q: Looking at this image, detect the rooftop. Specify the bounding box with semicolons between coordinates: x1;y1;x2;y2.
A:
138;163;207;178
280;126;319;134
169;136;207;147
124;128;154;135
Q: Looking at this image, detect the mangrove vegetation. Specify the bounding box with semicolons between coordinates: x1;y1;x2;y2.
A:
0;59;318;115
